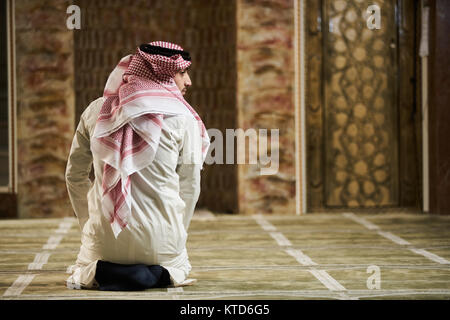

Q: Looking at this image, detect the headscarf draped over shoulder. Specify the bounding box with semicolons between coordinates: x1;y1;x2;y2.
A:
91;41;210;238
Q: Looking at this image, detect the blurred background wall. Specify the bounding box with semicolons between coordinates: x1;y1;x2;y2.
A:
72;0;239;214
1;0;450;218
6;0;297;218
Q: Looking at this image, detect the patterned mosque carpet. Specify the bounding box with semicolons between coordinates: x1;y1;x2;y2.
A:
1;211;450;300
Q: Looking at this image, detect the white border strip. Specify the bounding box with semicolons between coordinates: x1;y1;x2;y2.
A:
28;253;51;270
3;218;74;297
43;235;64;250
55;220;73;234
3;275;36;297
377;231;411;246
343;213;450;265
293;0;307;215
342;213;379;230
409;248;450;265
420;0;429;212
9;289;450;300
254;214;276;231
270;232;293;246
253;215;349;293
299;0;307;215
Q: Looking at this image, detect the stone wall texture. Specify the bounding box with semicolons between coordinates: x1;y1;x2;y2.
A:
236;0;296;214
15;0;75;218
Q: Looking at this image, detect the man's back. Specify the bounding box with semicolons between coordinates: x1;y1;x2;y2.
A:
66;96;203;286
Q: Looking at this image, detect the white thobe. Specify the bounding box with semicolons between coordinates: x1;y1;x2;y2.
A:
65;97;203;288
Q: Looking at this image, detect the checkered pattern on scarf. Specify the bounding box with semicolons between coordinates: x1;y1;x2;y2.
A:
91;41;209;238
127;41;191;83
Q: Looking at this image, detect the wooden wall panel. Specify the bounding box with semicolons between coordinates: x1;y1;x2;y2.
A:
429;0;450;215
305;0;421;211
73;0;238;213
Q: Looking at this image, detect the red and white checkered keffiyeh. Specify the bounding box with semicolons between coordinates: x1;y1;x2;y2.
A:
91;41;210;238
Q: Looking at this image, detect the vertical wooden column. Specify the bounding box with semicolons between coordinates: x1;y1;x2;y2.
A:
428;0;450;215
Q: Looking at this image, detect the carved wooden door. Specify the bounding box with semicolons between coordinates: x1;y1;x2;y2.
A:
305;0;421;210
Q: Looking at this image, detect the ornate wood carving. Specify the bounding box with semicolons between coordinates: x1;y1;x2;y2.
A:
305;0;421;210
